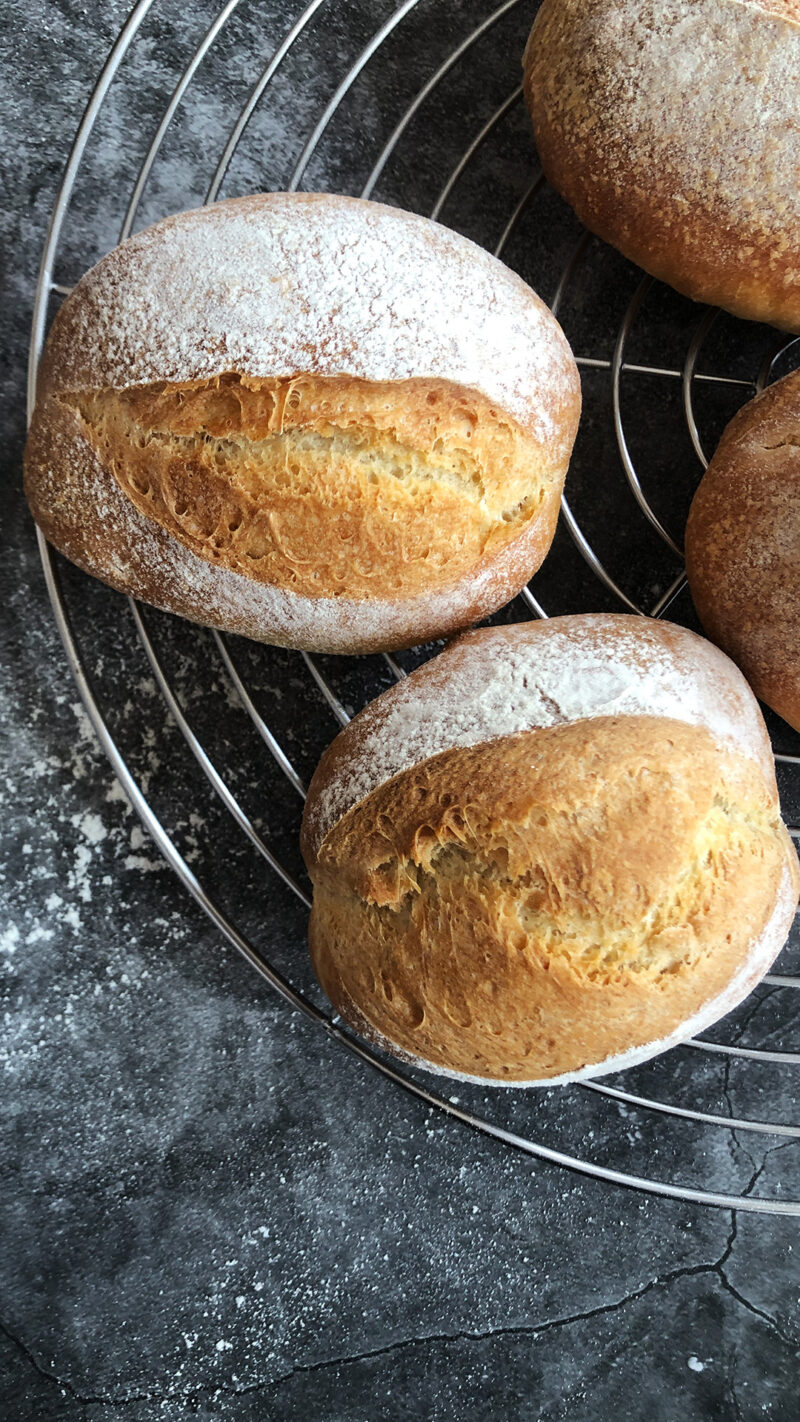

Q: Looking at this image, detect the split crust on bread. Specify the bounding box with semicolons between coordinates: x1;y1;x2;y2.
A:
25;192;580;653
302;617;799;1083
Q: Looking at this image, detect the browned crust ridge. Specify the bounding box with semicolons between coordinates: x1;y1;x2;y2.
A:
686;369;800;732
31;372;564;603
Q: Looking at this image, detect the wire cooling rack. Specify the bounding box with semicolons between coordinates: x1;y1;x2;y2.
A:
28;0;800;1213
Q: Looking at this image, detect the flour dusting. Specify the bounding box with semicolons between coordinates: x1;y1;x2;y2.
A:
47;192;577;446
307;616;775;854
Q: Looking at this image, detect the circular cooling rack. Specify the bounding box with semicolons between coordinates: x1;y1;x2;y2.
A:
28;0;800;1213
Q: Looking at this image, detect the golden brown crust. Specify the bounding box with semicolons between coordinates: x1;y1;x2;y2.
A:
24;192;580;652
23;384;565;654
305;717;798;1081
46;372;558;603
524;0;800;331
751;0;800;19
685;370;800;732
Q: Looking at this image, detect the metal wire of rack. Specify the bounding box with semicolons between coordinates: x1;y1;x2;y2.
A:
27;0;800;1214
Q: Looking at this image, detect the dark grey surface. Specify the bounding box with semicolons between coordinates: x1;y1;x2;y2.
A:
2;1;800;1417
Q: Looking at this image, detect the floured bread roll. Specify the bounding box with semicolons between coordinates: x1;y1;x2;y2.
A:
686;369;800;732
524;0;800;331
301;615;798;1084
24;192;581;654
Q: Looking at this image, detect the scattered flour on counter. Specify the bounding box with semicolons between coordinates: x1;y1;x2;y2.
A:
106;777;132;807
25;925;54;946
0;924;20;957
124;853;168;874
75;811;107;845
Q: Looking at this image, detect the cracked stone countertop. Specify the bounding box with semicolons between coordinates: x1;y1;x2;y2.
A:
3;2;800;1419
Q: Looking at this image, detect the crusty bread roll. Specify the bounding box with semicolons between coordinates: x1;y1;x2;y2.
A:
301;615;798;1085
524;0;800;331
686;369;800;733
24;192;581;654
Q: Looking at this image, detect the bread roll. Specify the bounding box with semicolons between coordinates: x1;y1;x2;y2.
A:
301;615;798;1085
524;0;800;331
686;369;800;732
24;192;580;655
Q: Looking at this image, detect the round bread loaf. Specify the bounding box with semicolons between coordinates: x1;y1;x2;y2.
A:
685;369;800;732
523;0;800;331
24;192;580;654
301;615;798;1085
